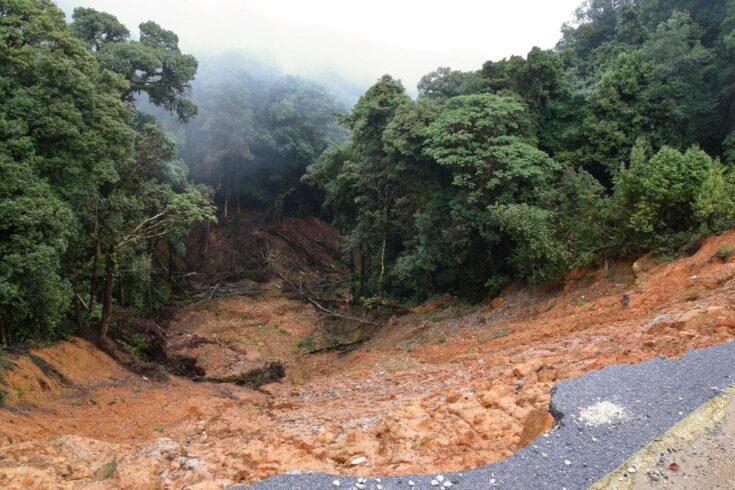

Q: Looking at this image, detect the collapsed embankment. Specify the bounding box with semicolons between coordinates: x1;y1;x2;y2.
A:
1;229;735;489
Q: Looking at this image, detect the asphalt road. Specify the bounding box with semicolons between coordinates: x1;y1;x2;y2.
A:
234;340;735;490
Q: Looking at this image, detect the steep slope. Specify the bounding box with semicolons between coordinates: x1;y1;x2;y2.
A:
1;231;734;489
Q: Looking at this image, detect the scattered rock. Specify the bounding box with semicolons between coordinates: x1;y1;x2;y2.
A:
517;408;554;449
512;359;544;379
350;456;367;466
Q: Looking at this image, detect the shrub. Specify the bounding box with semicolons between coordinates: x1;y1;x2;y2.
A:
102;455;117;479
613;143;714;254
694;161;735;234
715;246;734;262
297;334;315;352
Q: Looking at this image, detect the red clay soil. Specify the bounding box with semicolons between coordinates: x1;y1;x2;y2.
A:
2;231;735;489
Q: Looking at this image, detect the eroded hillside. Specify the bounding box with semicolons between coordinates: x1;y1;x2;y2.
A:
1;230;735;489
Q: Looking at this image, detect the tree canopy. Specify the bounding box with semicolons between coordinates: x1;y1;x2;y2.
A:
3;0;735;341
0;0;212;343
306;0;735;302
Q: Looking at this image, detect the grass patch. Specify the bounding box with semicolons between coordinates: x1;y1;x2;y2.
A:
154;426;164;433
0;348;12;407
128;334;151;362
102;455;117;479
297;334;315;352
0;348;10;371
323;332;341;349
715;246;734;262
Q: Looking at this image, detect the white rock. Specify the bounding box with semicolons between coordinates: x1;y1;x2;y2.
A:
436;475;445;482
564;460;572;466
408;480;415;486
443;481;452;488
356;484;365;490
351;457;368;466
628;466;637;473
377;486;383;490
332;480;341;487
431;480;439;486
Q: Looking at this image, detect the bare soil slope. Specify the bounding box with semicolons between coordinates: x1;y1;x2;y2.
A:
2;231;735;489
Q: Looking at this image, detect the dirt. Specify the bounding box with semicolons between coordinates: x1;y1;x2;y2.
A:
631;391;735;489
1;230;735;489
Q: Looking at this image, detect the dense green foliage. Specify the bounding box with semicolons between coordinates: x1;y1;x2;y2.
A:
70;7;198;121
0;1;212;343
306;0;735;302
145;58;348;218
2;0;735;341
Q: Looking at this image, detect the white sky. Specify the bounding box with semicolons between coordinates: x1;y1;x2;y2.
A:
55;0;582;94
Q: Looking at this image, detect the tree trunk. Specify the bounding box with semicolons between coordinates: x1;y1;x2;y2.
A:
99;255;116;339
88;232;101;313
168;240;174;282
203;220;211;255
119;275;125;309
0;321;7;346
359;251;366;298
428;271;438;294
379;233;387;296
378;201;390;296
72;283;84;328
224;185;229;220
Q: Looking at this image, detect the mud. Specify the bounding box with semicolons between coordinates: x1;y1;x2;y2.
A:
1;231;735;489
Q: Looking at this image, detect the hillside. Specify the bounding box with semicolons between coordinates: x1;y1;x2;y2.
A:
1;228;734;488
4;2;735;488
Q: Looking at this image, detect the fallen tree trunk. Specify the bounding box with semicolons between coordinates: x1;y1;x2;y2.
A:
192;362;285;388
261;247;379;327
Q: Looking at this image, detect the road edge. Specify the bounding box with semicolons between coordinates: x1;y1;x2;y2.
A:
590;385;735;489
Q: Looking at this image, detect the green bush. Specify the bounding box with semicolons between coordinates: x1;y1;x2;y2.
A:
715;246;734;262
613;143;715;254
297;334;315;352
102;455;118;479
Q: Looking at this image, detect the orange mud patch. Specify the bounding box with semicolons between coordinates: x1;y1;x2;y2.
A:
167;284;321;381
2;231;735;488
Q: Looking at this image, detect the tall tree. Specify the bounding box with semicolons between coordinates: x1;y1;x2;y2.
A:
71;9;199;121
